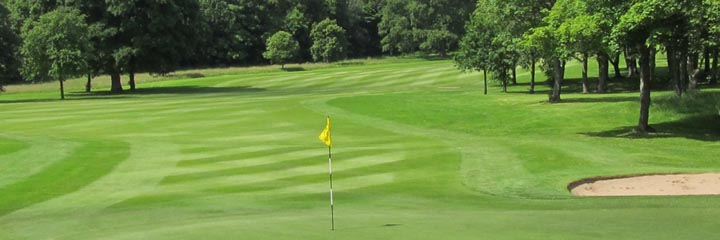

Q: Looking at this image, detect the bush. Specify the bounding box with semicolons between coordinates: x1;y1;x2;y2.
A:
310;18;348;63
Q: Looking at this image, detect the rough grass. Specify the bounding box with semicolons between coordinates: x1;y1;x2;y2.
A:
0;57;719;239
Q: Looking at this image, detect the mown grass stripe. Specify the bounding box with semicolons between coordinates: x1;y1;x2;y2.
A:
161;148;388;185
0;140;130;216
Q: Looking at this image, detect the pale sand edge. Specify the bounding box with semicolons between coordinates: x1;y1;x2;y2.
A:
569;173;720;197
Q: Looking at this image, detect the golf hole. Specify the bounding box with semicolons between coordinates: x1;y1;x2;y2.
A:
568;173;720;196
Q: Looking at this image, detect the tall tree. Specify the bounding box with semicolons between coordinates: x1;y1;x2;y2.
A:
557;2;604;94
707;0;720;85
526;0;575;102
20;7;90;100
495;0;555;85
107;0;203;91
454;0;496;95
613;0;698;132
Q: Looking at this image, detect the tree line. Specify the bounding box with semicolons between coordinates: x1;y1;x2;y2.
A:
454;0;720;132
0;0;717;133
0;0;476;97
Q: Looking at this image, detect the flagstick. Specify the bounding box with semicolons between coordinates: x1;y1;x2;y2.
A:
328;145;335;231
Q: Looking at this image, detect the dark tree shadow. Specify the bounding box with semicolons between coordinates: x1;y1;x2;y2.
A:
557;96;639;103
175;73;205;79
69;85;266;96
281;67;305;72
336;61;365;67
583;115;720;142
507;67;672;95
0;95;130;104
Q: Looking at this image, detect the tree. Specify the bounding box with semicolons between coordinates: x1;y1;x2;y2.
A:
197;0;273;66
0;2;20;87
20;7;90;100
494;0;555;86
454;0;495;95
107;0;203;91
310;18;348;62
526;0;576;102
263;31;299;69
198;0;252;65
612;0;697;132
707;0;720;84
557;2;604;94
331;0;383;57
379;0;474;56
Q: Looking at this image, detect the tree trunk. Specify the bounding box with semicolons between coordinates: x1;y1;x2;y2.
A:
59;79;65;100
667;47;680;96
128;71;136;91
110;72;123;93
636;43;654;133
85;74;92;92
704;49;711;77
650;47;656;84
597;53;609;93
712;50;718;85
610;53;622;78
530;61;536;94
687;53;699;91
679;50;688;94
511;67;517;85
549;58;563;103
502;78;507;93
581;54;589;94
483;68;488;95
625;48;638;78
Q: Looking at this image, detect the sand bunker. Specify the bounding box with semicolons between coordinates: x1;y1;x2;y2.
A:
569;173;720;196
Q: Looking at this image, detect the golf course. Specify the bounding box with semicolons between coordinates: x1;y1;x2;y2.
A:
1;57;719;239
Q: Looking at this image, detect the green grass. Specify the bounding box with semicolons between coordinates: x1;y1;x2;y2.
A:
0;57;719;239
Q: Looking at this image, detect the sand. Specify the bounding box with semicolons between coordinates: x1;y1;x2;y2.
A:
569;173;720;196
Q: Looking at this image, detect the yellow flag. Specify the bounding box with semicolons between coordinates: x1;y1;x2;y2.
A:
318;117;332;147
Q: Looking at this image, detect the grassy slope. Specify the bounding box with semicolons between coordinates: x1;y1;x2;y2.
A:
0;58;719;239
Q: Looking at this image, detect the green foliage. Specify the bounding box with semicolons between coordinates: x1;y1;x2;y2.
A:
107;0;203;75
196;0;277;65
20;7;89;82
310;18;348;62
0;2;20;83
263;31;299;68
198;0;253;64
283;6;308;35
556;3;604;57
379;0;473;55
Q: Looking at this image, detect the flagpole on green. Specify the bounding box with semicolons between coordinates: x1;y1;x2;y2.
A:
328;143;335;231
319;116;335;231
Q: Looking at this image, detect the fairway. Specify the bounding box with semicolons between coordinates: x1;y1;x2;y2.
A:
1;59;720;239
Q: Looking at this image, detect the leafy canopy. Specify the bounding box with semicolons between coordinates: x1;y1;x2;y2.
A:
20;6;90;82
310;18;348;62
263;31;299;67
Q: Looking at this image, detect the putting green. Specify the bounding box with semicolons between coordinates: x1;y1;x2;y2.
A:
0;59;719;239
